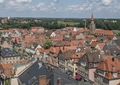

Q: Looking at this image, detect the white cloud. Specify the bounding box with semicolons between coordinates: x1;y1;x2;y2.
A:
67;0;120;12
32;2;56;12
53;0;58;2
0;0;4;3
16;0;32;3
0;0;120;18
32;3;48;11
102;0;113;5
0;0;58;12
67;3;92;12
0;0;32;4
0;0;32;11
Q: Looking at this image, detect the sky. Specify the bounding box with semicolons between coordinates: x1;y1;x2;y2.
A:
0;0;120;18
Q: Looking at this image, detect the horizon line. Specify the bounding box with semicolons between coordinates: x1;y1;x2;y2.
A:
0;16;120;19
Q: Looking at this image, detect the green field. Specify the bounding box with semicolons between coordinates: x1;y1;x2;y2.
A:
57;21;79;26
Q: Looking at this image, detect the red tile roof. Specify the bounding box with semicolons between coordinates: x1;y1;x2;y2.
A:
70;40;81;46
0;64;14;78
51;35;63;42
98;56;120;72
97;56;120;79
95;29;114;36
31;27;45;33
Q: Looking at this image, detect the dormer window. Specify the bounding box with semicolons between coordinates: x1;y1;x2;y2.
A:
81;61;86;67
76;48;81;52
98;55;101;59
97;70;105;76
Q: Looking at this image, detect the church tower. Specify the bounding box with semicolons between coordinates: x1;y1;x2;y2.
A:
89;14;96;33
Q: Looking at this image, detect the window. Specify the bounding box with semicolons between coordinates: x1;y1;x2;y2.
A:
97;70;105;76
94;63;97;67
113;73;118;78
75;68;77;70
103;78;109;84
89;63;93;67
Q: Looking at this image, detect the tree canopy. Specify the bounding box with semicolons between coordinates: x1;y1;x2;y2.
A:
43;40;53;49
0;18;120;30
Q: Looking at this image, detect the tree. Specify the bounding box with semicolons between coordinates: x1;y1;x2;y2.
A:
116;32;120;36
43;40;53;49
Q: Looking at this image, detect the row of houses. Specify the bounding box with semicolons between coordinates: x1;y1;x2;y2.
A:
0;15;120;85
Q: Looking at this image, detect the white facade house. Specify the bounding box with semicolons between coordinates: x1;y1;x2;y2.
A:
50;32;56;37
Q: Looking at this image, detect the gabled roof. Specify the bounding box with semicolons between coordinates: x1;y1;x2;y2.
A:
18;61;79;85
97;56;120;79
18;61;49;85
103;43;120;56
82;50;103;63
97;56;120;72
96;43;105;50
45;30;54;37
58;50;75;61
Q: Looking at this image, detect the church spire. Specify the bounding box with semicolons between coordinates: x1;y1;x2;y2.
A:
89;13;96;33
91;13;94;21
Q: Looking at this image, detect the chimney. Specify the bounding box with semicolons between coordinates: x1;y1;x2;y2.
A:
112;57;115;62
57;78;62;85
39;75;49;85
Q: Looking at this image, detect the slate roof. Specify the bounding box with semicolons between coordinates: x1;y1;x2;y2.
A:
0;48;20;58
83;50;102;63
113;39;120;47
103;44;120;56
18;61;83;85
18;61;49;85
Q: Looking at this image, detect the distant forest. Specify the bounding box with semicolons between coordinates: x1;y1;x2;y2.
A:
0;18;120;30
